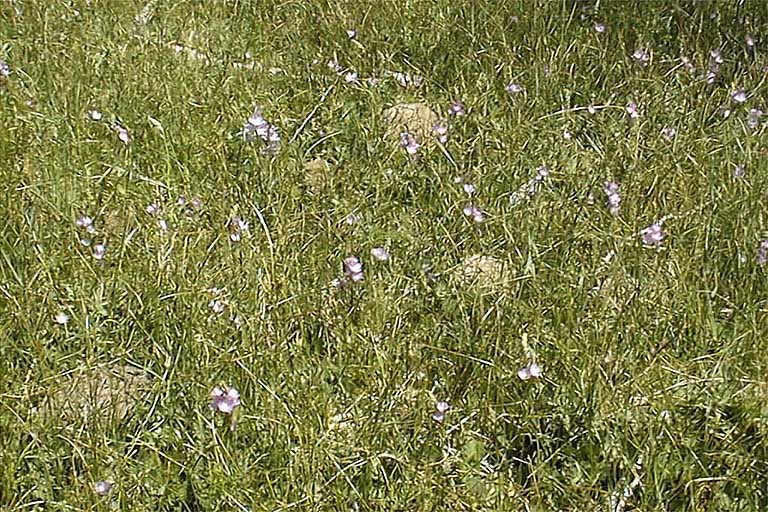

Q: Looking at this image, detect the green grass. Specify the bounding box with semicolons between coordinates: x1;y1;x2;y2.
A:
1;0;768;510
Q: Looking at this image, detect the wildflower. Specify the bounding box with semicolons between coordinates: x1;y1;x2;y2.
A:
632;47;650;67
462;182;476;195
747;108;763;129
660;126;676;141
705;69;717;85
681;56;695;73
343;255;364;282
210;386;241;414
563;129;572;140
327;59;342;73
535;165;550;180
209;299;226;314
746;35;756;48
462;203;485;223
80;238;91;247
391;71;424;88
114;124;131;145
344;71;358;83
399;131;420;156
92;243;106;260
733;164;746;179
505;82;524;94
422;261;437;282
433;121;449;144
626;101;640;119
640;222;665;248
243;106;281;154
157;219;168;232
54;311;70;325
732;89;748;103
76;215;94;230
603;181;621;216
366;77;381;87
432;400;450;422
517;362;542;380
587;104;597;115
757;240;768;265
346;29;356;39
448;99;465;116
145;203;160;215
344;213;361;226
710;48;724;65
228;216;249;242
594;22;606;33
370;247;390;262
93;481;113;496
87;109;103;121
0;60;11;78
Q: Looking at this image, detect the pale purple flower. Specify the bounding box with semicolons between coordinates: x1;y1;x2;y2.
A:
505;82;524;94
594;22;606;33
710;48;724;65
157;219;168;232
536;165;550;180
346;29;356;39
632;47;650;67
54;311;70;325
76;215;93;229
733;164;746;179
344;71;358;83
747;108;763;129
462;203;485;223
228;216;249;242
563;129;572;140
462;182;476;195
343;255;364;282
209;299;226;314
399;131;420;156
746;35;756;48
243;106;281;154
518;362;542;381
145;203;160;215
93;481;113;496
344;213;361;225
448;99;465;116
211;386;241;414
87;109;103;121
433;121;449;144
370;247;390;262
432;400;450;422
92;243;106;260
327;59;342;73
705;69;718;85
115;124;131;145
660;126;676;141
603;181;621;216
80;238;91;247
641;222;665;248
757;240;768;265
0;60;11;78
626;101;640;119
732;90;748;103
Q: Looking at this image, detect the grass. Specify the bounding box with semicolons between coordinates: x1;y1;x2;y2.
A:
1;0;767;510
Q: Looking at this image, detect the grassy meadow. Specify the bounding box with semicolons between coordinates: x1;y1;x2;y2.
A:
1;0;768;510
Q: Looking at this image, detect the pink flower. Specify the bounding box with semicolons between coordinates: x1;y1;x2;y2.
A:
211;386;241;414
432;400;450;422
518;363;542;380
641;222;665;248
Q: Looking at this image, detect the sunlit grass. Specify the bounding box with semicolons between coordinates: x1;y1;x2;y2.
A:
1;0;767;510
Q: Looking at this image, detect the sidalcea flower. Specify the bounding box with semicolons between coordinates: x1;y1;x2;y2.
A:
732;89;748;103
211;386;241;414
747;108;763;129
433;121;449;144
54;311;70;325
462;203;486;223
632;47;650;67
660;126;676;141
448;99;465;116
371;247;390;262
757;240;768;265
93;481;113;496
462;182;476;195
733;164;746;179
518;362;542;381
0;60;11;78
243;106;281;154
114;124;131;145
505;82;524;94
399;131;420;156
432;400;450;422
343;255;364;282
93;243;106;260
209;299;226;314
640;222;665;248
626;101;640;119
594;22;606;33
228;216;249;242
603;181;621;216
710;48;724;65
